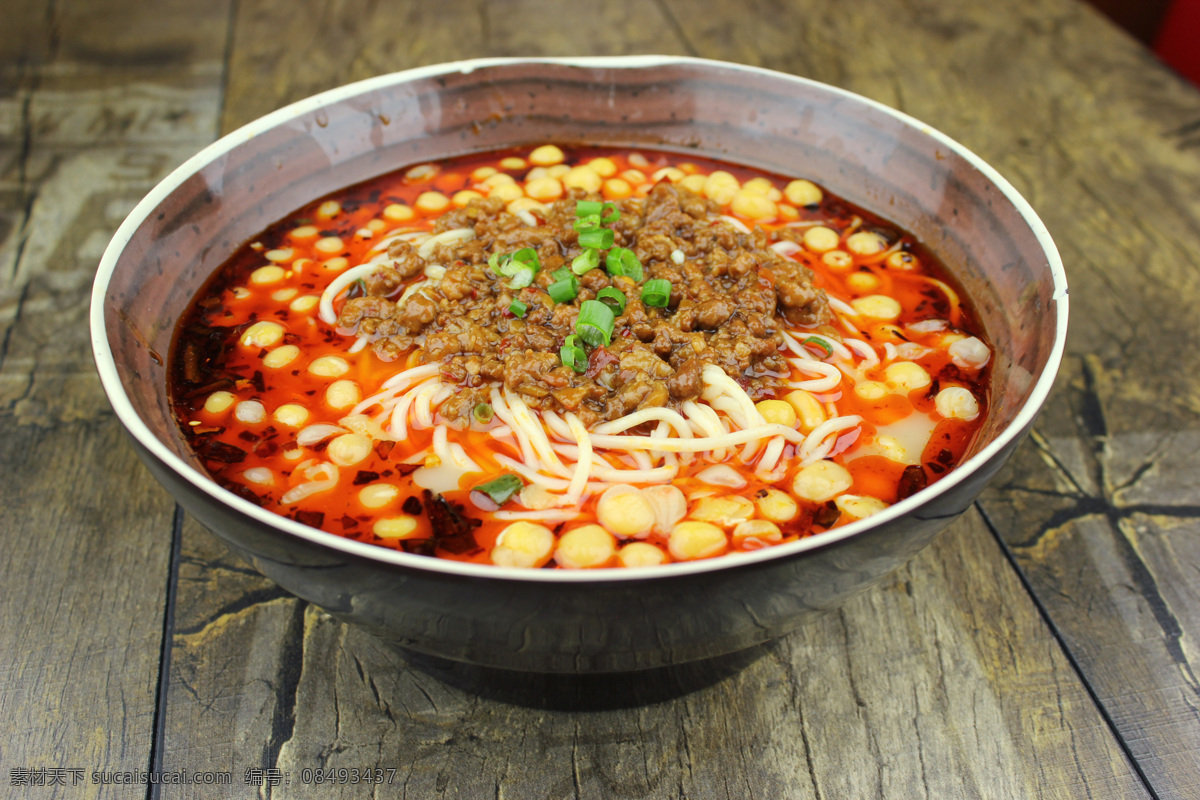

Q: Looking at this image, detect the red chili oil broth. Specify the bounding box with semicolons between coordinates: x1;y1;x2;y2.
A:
169;145;990;565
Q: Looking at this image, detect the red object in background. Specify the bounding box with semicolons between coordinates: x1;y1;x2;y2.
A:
1156;0;1200;87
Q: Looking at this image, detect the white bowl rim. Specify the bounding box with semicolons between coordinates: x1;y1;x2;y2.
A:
90;54;1068;585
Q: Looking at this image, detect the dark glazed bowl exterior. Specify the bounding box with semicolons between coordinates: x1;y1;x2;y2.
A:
91;57;1067;673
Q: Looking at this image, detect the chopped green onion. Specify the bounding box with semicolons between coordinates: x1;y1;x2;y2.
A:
596;287;627;315
505;248;540;289
572;248;600;275
600;202;620;225
472;403;494;424
574;213;601;233
578;228;614;250
511;247;539;272
509;299;528;317
560;334;587;373
548;275;580;303
551;266;572;282
605;247;644;282
575;200;603;217
509;267;536;290
802;336;834;357
488;251;510;274
473;473;524;506
641;278;672;308
491;248;540;288
576;299;615;346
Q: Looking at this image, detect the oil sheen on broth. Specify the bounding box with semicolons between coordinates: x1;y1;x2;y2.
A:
170;145;991;569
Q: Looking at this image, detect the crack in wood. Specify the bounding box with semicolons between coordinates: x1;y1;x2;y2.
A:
172;585;292;637
1028;428;1091;497
263;599;307;800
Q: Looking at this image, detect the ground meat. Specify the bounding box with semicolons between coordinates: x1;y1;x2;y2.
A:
337;296;394;328
334;183;830;426
386;240;426;278
365;267;404;296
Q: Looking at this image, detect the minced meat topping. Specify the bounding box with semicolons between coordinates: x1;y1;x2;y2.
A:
336;182;830;429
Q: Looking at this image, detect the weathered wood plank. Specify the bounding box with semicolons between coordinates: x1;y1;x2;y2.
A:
657;0;1200;794
219;0;692;132
161;512;1148;799
0;0;230;795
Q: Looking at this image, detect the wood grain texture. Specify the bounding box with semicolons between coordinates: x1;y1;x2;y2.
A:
162;512;1148;800
220;0;692;133
0;0;229;795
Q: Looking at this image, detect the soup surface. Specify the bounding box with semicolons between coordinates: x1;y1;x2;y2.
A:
170;145;990;568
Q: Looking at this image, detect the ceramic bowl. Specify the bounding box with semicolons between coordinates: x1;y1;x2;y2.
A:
91;56;1067;673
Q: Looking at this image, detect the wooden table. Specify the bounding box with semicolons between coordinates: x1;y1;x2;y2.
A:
3;0;1199;797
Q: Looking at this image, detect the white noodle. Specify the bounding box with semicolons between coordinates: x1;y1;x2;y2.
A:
417;228;475;260
395;280;430;307
702;364;766;427
367;229;428;255
755;436;788;480
490;389;539;469
495;454;570;491
563;413;591;504
682;400;729;461
828;297;858;317
508;397;571;478
797;415;862;465
784;358;843;392
585;424;805;453
592;407;694;439
388;378;435;439
719;215;752;235
432;425;480;472
412;381;444;429
318;263;390;324
296;423;344;447
279;462;338;505
845;338;880;369
780;329;854;362
381;363;441;390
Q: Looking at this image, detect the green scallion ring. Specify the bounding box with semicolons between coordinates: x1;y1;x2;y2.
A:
512;247;539;271
578;228;614;250
802;336;834;357
509;299;528;317
596;286;627;315
600;201;620;225
472;403;494;424
572;248;600;275
560;344;587;373
576;299;615;346
605;247;644;282
507;266;536;290
547;276;579;304
641;278;672;308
